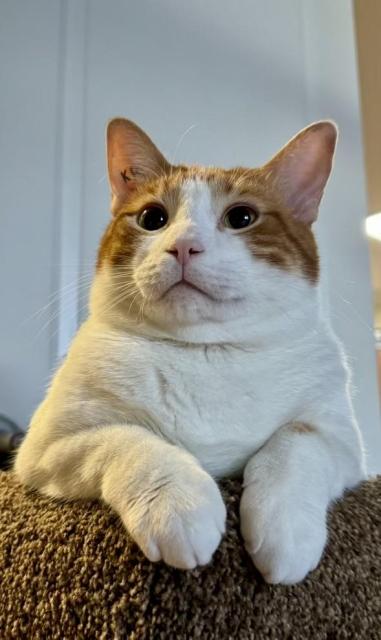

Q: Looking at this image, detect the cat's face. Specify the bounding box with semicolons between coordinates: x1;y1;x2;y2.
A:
92;119;336;343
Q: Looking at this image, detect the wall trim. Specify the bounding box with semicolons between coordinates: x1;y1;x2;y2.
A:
56;0;88;360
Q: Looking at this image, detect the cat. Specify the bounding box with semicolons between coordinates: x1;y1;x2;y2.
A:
14;118;366;584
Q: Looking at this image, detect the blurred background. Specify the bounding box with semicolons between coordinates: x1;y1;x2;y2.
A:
0;0;380;472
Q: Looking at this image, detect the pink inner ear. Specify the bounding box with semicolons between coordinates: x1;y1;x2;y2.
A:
108;135;147;199
113;161;137;193
115;161;148;194
107;118;170;214
267;122;337;225
285;156;329;224
108;151;139;214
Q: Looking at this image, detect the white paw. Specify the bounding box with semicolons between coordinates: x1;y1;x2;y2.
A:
121;459;226;570
240;482;327;585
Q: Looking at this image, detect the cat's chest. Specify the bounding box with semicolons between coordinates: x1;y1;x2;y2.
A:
97;337;303;474
147;347;262;431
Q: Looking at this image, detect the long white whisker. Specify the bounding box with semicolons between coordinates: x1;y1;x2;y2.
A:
170;123;198;166
21;275;93;327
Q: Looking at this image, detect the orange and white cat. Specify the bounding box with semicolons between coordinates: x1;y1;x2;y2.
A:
15;118;366;584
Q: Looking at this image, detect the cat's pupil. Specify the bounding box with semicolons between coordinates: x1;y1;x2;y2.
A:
226;206;256;229
138;206;168;231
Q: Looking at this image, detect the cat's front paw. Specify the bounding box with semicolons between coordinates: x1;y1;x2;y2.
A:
121;461;226;570
240;482;327;585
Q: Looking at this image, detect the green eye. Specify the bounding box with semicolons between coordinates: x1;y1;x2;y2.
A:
137;205;168;231
224;205;258;230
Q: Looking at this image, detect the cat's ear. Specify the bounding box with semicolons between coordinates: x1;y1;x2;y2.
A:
107;118;171;214
262;121;337;224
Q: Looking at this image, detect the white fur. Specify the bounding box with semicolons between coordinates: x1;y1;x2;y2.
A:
15;179;366;582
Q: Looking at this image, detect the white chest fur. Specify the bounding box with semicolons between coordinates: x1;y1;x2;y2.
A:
59;319;337;478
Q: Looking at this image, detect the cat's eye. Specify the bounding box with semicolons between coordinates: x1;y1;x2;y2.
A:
137;205;169;231
223;205;258;230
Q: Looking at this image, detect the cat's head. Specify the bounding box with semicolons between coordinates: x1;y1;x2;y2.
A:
91;118;337;344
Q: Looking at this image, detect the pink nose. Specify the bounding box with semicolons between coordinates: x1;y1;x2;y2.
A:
166;239;205;265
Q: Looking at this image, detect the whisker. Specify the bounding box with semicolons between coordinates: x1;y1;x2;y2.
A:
337;294;375;334
32;292;81;342
170;123;198;166
21;274;93;327
98;284;141;319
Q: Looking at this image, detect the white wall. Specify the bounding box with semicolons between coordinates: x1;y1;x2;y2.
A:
0;0;63;428
1;0;380;471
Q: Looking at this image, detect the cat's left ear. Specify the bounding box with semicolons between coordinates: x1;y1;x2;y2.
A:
107;118;171;215
262;121;337;224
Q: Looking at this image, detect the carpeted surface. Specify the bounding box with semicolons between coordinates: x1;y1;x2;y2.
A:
0;472;380;639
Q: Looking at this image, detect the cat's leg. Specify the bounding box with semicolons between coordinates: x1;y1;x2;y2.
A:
240;415;366;584
15;423;226;569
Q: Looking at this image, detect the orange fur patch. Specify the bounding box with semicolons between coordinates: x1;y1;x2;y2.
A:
97;214;141;269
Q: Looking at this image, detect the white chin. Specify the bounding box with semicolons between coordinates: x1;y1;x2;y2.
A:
163;281;212;301
144;284;216;326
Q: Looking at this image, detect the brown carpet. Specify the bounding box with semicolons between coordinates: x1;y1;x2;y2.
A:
0;471;380;639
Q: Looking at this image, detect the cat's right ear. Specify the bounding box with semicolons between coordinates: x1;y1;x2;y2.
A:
106;118;171;215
